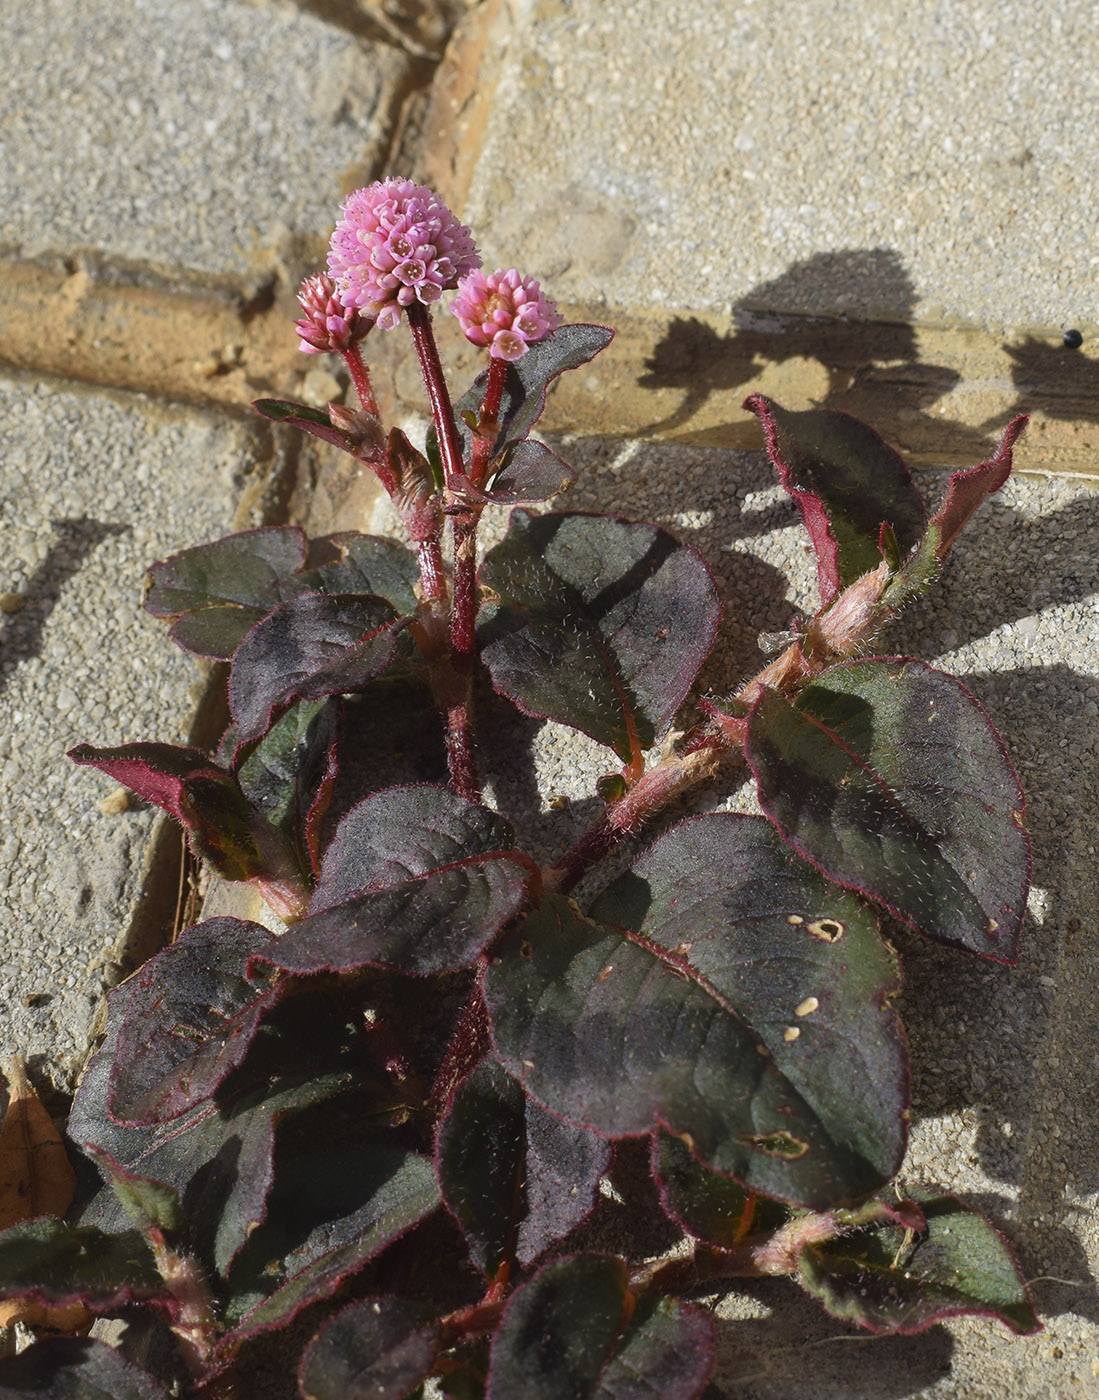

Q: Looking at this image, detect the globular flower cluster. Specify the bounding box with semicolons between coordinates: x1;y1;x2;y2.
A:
295;273;368;355
450;268;562;360
327;178;481;331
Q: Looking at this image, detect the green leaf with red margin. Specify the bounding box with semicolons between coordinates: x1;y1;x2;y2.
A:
745;396;927;605
797;1186;1040;1335
485;1253;714;1400
745;657;1030;960
651;1130;789;1249
435;1055;610;1277
67;742;295;885
144;525;309;659
298;1296;441;1400
0;1220;166;1313
478;511;720;768
485;815;907;1211
229;593;409;744
0;1338;171;1399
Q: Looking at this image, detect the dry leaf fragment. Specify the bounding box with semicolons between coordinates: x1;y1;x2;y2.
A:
0;1057;89;1333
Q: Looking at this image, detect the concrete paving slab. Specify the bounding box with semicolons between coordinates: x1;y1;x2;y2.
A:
0;377;286;1094
441;0;1099;334
0;0;410;285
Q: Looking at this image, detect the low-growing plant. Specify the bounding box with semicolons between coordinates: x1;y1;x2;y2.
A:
0;179;1039;1397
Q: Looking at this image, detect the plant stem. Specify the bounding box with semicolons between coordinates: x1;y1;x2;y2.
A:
471;355;508;489
407;303;465;488
542;739;727;894
340;343;379;417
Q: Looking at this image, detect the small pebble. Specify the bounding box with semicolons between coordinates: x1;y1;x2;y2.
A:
97;788;131;816
1062;328;1083;349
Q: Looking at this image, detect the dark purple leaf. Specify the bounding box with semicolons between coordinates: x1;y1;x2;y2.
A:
145;525;308;659
254;786;529;978
299;533;421;618
68;742;292;884
745;396;927;605
651;1131;788;1249
88;1149;184;1237
298;1297;440;1400
229;593;408;744
107;918;280;1125
746;657;1030;960
315;785;516;907
436;1055;610;1277
479;511;720;766
485;816;906;1209
456;440;578;505
221;1129;439;1346
927;416;1028;558
259;858;531;979
485;1253;713;1400
797;1186;1040;1335
0;1220;166;1313
442;325;614;462
0;1338;171;1399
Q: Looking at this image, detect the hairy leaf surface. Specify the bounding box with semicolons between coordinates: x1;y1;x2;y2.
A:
107;918;279;1125
298;1296;440;1400
486;816;906;1208
746;658;1029;959
0;1338;171;1399
479;511;719;765
798;1186;1040;1335
144;526;309;659
436;1056;610;1277
229;593;407;743
456;440;578;505
485;1253;713;1400
745;396;927;604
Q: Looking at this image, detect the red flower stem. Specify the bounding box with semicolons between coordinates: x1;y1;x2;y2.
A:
340;344;379;417
407;304;465;487
416;536;449;605
542;738;727;894
471;355;508;489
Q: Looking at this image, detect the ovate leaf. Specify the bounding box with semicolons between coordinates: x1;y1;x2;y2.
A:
746;658;1030;960
455;440;577;505
797;1186;1040;1335
479;512;719;767
144;526;308;659
254;786;530;977
0;1338;170;1399
107;918;279;1125
435;1056;610;1276
299;1297;440;1400
300;533;421;617
229;593;408;744
485;1254;713;1400
745;396;927;604
486;816;906;1209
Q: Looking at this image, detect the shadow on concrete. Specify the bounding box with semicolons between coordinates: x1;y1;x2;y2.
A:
0;517;128;696
637;246;1090;466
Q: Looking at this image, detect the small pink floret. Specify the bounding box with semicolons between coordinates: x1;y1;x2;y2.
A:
450;268;562;360
327;178;481;330
294;273;369;354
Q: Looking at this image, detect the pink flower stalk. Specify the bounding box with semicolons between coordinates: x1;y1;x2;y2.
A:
450;268;562;360
327;178;481;331
295;273;369;354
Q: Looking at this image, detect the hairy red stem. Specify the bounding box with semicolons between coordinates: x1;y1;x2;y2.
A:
340;343;380;417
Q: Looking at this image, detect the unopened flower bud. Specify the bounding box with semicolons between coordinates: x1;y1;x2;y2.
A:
295;273;370;354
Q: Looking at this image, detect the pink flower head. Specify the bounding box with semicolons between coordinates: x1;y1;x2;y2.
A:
450;268;562;360
294;273;369;354
327;179;481;331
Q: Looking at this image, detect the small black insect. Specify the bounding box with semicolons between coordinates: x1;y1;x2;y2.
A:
1062;328;1084;349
